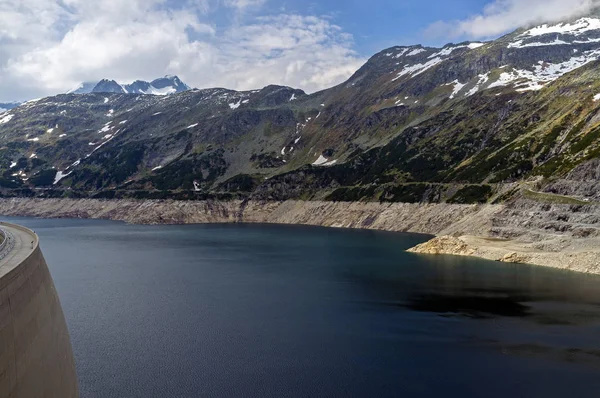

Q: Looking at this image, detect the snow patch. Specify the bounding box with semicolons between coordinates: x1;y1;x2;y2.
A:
468;42;485;49
53;170;72;185
393;48;411;58
312;155;332;166
448;80;466;99
187;123;199;129
142;86;176;96
488;71;520;89
508;37;569;48
407;48;426;56
393;57;444;81
152;166;163;171
0;114;13;124
98;123;112;134
86;131;118;158
228;100;242;110
428;45;465;59
521;17;600;38
503;51;600;91
574;37;600;44
467;73;490;96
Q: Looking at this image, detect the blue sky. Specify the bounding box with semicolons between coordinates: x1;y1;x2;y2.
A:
257;0;491;53
0;0;596;101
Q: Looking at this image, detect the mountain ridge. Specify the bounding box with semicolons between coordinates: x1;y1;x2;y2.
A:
67;75;191;95
2;14;600;209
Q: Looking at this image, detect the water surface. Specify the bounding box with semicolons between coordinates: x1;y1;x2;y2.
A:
6;217;600;398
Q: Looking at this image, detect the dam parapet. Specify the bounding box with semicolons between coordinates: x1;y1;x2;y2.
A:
0;222;78;398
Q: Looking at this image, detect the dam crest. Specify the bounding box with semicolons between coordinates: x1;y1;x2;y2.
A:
0;222;78;397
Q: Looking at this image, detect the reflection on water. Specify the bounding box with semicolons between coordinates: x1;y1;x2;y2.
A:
5;216;600;398
405;294;531;318
350;251;600;325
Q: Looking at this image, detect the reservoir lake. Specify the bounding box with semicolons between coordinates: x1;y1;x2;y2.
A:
6;216;600;398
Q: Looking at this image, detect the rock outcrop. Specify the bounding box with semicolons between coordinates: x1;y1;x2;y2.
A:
407;236;475;256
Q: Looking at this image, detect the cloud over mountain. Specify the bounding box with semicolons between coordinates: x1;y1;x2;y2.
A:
0;0;364;102
426;0;600;39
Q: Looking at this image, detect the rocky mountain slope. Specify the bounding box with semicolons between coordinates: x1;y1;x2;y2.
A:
2;13;600;214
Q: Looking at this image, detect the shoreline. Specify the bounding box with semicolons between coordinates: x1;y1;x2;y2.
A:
0;197;599;275
408;235;600;275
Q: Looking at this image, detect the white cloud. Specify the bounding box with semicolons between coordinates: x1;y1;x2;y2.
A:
0;0;364;101
223;0;267;10
172;15;364;92
426;0;600;39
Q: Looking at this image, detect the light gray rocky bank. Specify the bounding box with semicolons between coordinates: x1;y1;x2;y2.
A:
0;198;497;234
0;198;599;274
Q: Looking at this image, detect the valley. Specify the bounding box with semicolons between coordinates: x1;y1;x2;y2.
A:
3;14;600;271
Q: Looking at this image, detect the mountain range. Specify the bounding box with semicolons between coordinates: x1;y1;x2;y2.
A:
0;102;21;113
2;13;600;209
68;76;191;95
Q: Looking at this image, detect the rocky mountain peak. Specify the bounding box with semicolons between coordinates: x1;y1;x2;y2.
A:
92;79;127;94
68;76;192;96
147;76;191;94
67;82;98;94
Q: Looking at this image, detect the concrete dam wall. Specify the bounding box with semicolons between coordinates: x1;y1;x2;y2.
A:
0;222;78;397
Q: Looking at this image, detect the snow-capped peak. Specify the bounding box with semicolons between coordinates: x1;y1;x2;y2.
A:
67;76;191;96
520;17;600;38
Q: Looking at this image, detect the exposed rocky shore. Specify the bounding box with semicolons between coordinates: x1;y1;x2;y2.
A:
0;197;599;274
0;198;495;234
408;235;600;274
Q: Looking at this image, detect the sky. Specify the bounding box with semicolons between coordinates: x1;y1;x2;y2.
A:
1;0;599;102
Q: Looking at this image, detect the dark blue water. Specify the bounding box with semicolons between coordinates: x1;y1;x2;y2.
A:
6;216;600;398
